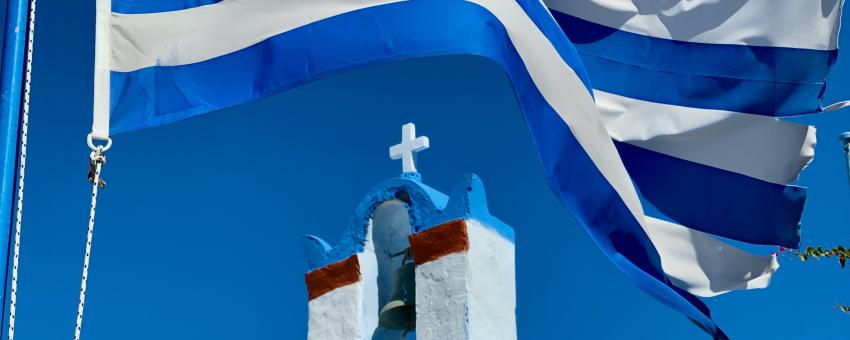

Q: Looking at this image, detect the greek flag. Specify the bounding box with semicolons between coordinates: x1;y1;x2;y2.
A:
89;0;844;338
547;0;842;292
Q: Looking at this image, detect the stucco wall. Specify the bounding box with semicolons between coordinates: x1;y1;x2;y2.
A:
414;252;469;340
412;218;516;340
466;219;516;340
308;282;365;340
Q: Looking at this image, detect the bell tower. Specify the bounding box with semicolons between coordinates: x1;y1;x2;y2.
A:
301;123;517;340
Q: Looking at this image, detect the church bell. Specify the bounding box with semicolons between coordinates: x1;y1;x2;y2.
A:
379;248;416;332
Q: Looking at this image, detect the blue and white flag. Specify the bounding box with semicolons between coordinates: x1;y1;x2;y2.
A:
89;0;844;338
546;0;843;295
546;0;841;249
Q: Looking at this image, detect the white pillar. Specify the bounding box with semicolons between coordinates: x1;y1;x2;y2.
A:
410;218;517;340
305;255;369;340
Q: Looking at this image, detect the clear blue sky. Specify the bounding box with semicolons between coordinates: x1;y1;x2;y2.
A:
7;1;850;339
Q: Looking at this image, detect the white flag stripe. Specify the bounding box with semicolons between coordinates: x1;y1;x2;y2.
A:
110;0;402;72
644;216;779;298
545;0;842;50
596;90;815;185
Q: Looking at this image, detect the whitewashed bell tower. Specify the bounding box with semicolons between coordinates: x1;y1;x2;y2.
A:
301;123;517;340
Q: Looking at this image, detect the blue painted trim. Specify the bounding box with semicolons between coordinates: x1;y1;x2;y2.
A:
552;10;836;117
109;1;723;336
616;142;804;248
423;174;515;241
300;174;515;271
112;0;220;14
301;175;444;271
0;0;30;335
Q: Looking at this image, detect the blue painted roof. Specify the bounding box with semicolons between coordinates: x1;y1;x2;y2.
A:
301;174;514;271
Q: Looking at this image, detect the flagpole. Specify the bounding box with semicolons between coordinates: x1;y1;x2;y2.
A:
0;0;33;337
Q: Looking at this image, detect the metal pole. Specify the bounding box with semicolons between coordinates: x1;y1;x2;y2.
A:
0;0;33;337
840;132;850;188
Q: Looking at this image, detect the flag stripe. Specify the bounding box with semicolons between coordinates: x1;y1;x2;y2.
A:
112;0;221;14
644;216;778;298
559;12;834;85
582;52;825;116
109;0;403;72
108;1;725;336
617;142;805;248
550;11;834;116
596;90;815;186
588;52;825;116
545;0;842;50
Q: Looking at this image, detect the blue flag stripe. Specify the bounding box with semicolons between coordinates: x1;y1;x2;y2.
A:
108;1;725;336
112;0;220;14
546;0;842;51
561;13;834;84
580;49;827;118
552;10;834;117
617;142;805;248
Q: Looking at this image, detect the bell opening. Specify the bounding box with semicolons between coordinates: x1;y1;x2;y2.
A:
371;199;416;339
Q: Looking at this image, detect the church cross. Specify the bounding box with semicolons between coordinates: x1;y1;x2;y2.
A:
389;123;429;174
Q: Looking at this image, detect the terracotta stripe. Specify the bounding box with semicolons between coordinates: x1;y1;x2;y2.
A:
409;219;469;265
305;255;361;300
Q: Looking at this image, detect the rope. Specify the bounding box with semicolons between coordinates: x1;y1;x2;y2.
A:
74;149;105;340
7;0;38;337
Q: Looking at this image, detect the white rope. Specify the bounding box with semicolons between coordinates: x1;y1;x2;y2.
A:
74;149;105;340
7;0;38;337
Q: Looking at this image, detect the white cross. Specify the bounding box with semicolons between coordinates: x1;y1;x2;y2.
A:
389;123;429;173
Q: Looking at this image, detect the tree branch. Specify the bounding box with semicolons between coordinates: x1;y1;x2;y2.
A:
792;245;848;268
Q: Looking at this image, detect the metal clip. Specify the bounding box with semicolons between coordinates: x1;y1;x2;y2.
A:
87;149;107;189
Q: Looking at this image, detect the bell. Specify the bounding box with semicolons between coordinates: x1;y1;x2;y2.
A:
379;250;416;331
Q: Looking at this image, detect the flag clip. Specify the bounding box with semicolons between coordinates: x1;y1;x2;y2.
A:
86;133;110;189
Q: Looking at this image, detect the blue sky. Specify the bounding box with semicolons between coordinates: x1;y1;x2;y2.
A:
6;1;850;339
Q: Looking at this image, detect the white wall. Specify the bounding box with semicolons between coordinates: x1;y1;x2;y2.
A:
466;219;517;340
308;282;365;340
359;230;379;340
414;252;469;340
413;219;516;340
